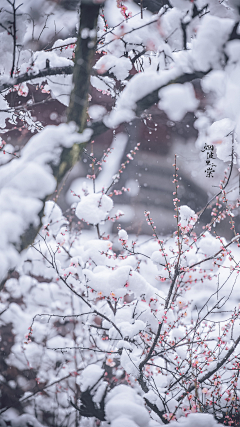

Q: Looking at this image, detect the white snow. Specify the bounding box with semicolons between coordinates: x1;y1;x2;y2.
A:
94;54;132;80
118;229;128;241
105;385;150;427
158;83;199;121
191;15;234;71
0;123;91;281
104;68;180;128
168;413;218;427
78;364;104;392
179;205;197;228
88;105;107;120
75;193;113;225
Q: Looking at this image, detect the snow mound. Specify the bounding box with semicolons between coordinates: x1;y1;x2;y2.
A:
105;385;150;427
75;193;113;225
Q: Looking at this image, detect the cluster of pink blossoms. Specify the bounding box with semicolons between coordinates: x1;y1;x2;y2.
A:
116;0;132;18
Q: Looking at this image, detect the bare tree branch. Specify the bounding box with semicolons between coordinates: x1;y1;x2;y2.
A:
0;65;74;93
